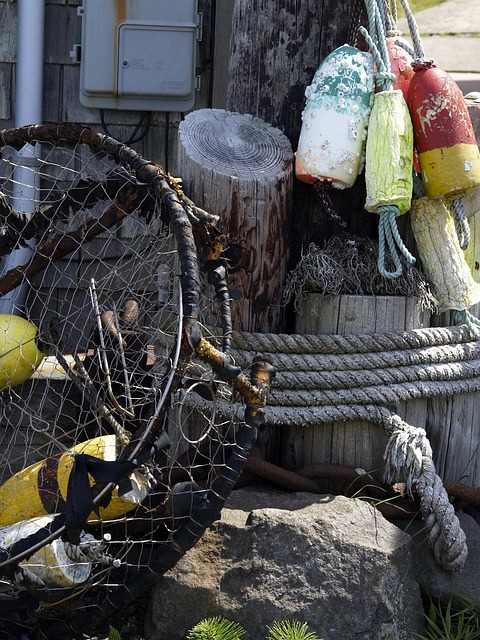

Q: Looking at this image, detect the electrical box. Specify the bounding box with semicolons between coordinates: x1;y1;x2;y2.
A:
77;0;202;112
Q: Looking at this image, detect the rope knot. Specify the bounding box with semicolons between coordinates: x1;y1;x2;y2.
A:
386;29;403;37
376;71;396;83
412;58;436;71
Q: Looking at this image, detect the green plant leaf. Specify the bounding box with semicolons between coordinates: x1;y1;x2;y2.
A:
416;595;480;640
108;627;123;640
186;616;246;640
265;619;323;640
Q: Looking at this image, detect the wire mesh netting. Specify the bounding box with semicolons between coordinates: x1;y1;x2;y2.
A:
0;125;274;638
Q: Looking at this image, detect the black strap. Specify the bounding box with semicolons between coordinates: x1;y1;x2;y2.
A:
65;430;171;544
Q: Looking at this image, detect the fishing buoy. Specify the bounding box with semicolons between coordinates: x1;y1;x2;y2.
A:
407;63;480;198
365;89;414;215
0;515;92;588
0;435;150;527
0;314;44;389
410;196;480;312
295;44;374;188
386;38;414;101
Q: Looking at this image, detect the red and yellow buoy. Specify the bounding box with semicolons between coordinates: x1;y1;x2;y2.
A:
407;63;480;198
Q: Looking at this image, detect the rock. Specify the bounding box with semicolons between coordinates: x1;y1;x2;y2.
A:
395;512;480;607
144;488;424;640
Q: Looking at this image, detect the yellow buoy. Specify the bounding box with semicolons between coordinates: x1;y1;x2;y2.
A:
0;314;44;389
0;435;151;527
0;515;92;588
410;196;480;312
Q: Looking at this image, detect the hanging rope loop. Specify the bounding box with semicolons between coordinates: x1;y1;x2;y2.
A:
377;206;415;279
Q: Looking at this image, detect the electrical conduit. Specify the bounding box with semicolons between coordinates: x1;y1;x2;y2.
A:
0;0;45;314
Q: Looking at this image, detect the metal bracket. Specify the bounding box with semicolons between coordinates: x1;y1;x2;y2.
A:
70;44;82;64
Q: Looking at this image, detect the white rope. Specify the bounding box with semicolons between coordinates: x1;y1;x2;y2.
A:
383;414;467;571
64;532;121;568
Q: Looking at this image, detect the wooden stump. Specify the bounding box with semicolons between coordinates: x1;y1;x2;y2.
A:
178;108;293;333
282;294;431;477
295;294;430;335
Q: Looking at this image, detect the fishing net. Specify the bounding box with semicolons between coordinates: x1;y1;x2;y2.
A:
0;124;274;638
283;234;438;312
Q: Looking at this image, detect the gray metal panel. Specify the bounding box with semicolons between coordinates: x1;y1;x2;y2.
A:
79;0;200;111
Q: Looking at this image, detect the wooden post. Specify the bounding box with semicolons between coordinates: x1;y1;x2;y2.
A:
178;108;293;333
226;0;378;266
281;294;430;476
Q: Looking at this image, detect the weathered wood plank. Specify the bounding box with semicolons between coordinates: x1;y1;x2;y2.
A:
0;2;16;64
43;63;62;123
426;392;480;486
296;294;430;335
0;62;12;120
44;4;80;64
294;294;340;334
212;0;235;108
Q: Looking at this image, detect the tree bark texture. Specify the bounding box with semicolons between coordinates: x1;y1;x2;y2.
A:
226;0;377;271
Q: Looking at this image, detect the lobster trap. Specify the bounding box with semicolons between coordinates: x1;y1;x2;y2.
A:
0;125;274;638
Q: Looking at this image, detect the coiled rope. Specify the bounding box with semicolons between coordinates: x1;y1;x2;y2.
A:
64;533;121;568
188;323;479;571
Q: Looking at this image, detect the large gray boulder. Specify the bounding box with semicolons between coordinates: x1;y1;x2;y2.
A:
145;488;424;640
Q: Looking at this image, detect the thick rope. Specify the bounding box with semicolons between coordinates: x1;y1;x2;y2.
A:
384;0;401;37
228;324;474;355
455;310;480;340
397;0;426;60
64;533;121;568
383;414;467;570
274;358;480;392
189;323;479;571
185;392;466;571
227;340;480;373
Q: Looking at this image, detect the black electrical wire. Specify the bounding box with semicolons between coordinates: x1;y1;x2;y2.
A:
126;111;152;144
100;110;152;145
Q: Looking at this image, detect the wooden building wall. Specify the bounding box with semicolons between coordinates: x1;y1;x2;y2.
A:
0;0;235;172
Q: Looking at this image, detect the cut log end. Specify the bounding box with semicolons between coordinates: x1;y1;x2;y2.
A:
179;109;293;179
